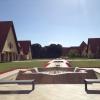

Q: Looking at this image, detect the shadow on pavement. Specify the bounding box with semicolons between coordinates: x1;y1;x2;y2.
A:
86;90;100;94
0;90;32;94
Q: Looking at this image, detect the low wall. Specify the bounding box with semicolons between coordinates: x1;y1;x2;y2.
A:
38;67;75;72
16;69;97;84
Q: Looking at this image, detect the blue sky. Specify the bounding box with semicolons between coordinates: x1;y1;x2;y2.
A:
0;0;100;47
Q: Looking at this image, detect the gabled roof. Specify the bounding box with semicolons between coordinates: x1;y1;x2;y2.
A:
0;21;19;53
80;41;87;47
88;38;100;53
18;41;32;55
80;41;87;53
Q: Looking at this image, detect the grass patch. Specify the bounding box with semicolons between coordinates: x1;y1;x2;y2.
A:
0;60;48;73
0;59;100;73
69;60;100;68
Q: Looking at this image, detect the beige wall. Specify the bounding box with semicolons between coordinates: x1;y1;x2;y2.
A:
88;45;93;58
27;46;32;60
81;47;87;57
27;52;32;60
2;27;18;54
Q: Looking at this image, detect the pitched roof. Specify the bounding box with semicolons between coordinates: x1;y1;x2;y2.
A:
88;38;100;54
79;41;87;53
0;21;19;53
80;41;87;47
18;41;32;55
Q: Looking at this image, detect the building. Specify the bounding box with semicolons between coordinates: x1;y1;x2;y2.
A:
62;47;70;57
0;21;19;62
87;38;100;58
62;46;80;57
79;41;87;57
18;41;32;60
68;46;80;57
62;41;87;57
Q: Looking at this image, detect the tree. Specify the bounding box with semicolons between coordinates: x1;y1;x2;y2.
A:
31;43;63;58
31;43;42;58
40;47;48;58
47;44;62;58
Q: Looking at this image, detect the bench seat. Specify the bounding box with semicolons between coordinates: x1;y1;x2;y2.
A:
0;80;35;90
84;79;100;91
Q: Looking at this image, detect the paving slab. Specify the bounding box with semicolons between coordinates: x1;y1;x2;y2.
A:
0;84;100;100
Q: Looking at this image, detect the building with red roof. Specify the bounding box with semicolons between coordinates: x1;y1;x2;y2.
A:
87;38;100;58
62;47;70;57
62;46;80;57
18;41;32;60
62;41;87;57
79;41;87;57
0;21;19;62
0;21;99;60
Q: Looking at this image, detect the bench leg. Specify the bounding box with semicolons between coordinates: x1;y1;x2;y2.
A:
85;81;88;91
32;83;35;90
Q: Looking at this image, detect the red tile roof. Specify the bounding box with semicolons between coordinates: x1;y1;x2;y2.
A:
18;41;32;55
0;21;19;53
88;38;100;54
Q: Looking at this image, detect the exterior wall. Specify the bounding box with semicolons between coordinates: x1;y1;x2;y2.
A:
95;46;100;58
81;47;87;57
0;53;7;62
87;45;94;58
1;27;18;62
0;54;1;62
2;27;18;53
18;50;26;60
19;46;32;60
27;46;32;60
26;53;32;60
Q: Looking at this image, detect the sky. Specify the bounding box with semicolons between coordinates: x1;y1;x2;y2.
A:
0;0;100;47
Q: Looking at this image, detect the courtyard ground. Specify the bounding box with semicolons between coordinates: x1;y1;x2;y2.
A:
0;84;100;100
0;66;100;100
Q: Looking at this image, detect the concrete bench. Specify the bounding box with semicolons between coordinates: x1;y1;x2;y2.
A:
84;79;100;91
0;80;35;90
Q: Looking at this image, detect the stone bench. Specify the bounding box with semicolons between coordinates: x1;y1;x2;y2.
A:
0;80;35;90
84;79;100;91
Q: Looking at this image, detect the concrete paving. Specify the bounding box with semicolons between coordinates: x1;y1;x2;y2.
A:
0;84;100;100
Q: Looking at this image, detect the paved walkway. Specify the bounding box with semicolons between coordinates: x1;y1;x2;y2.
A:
0;84;100;100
